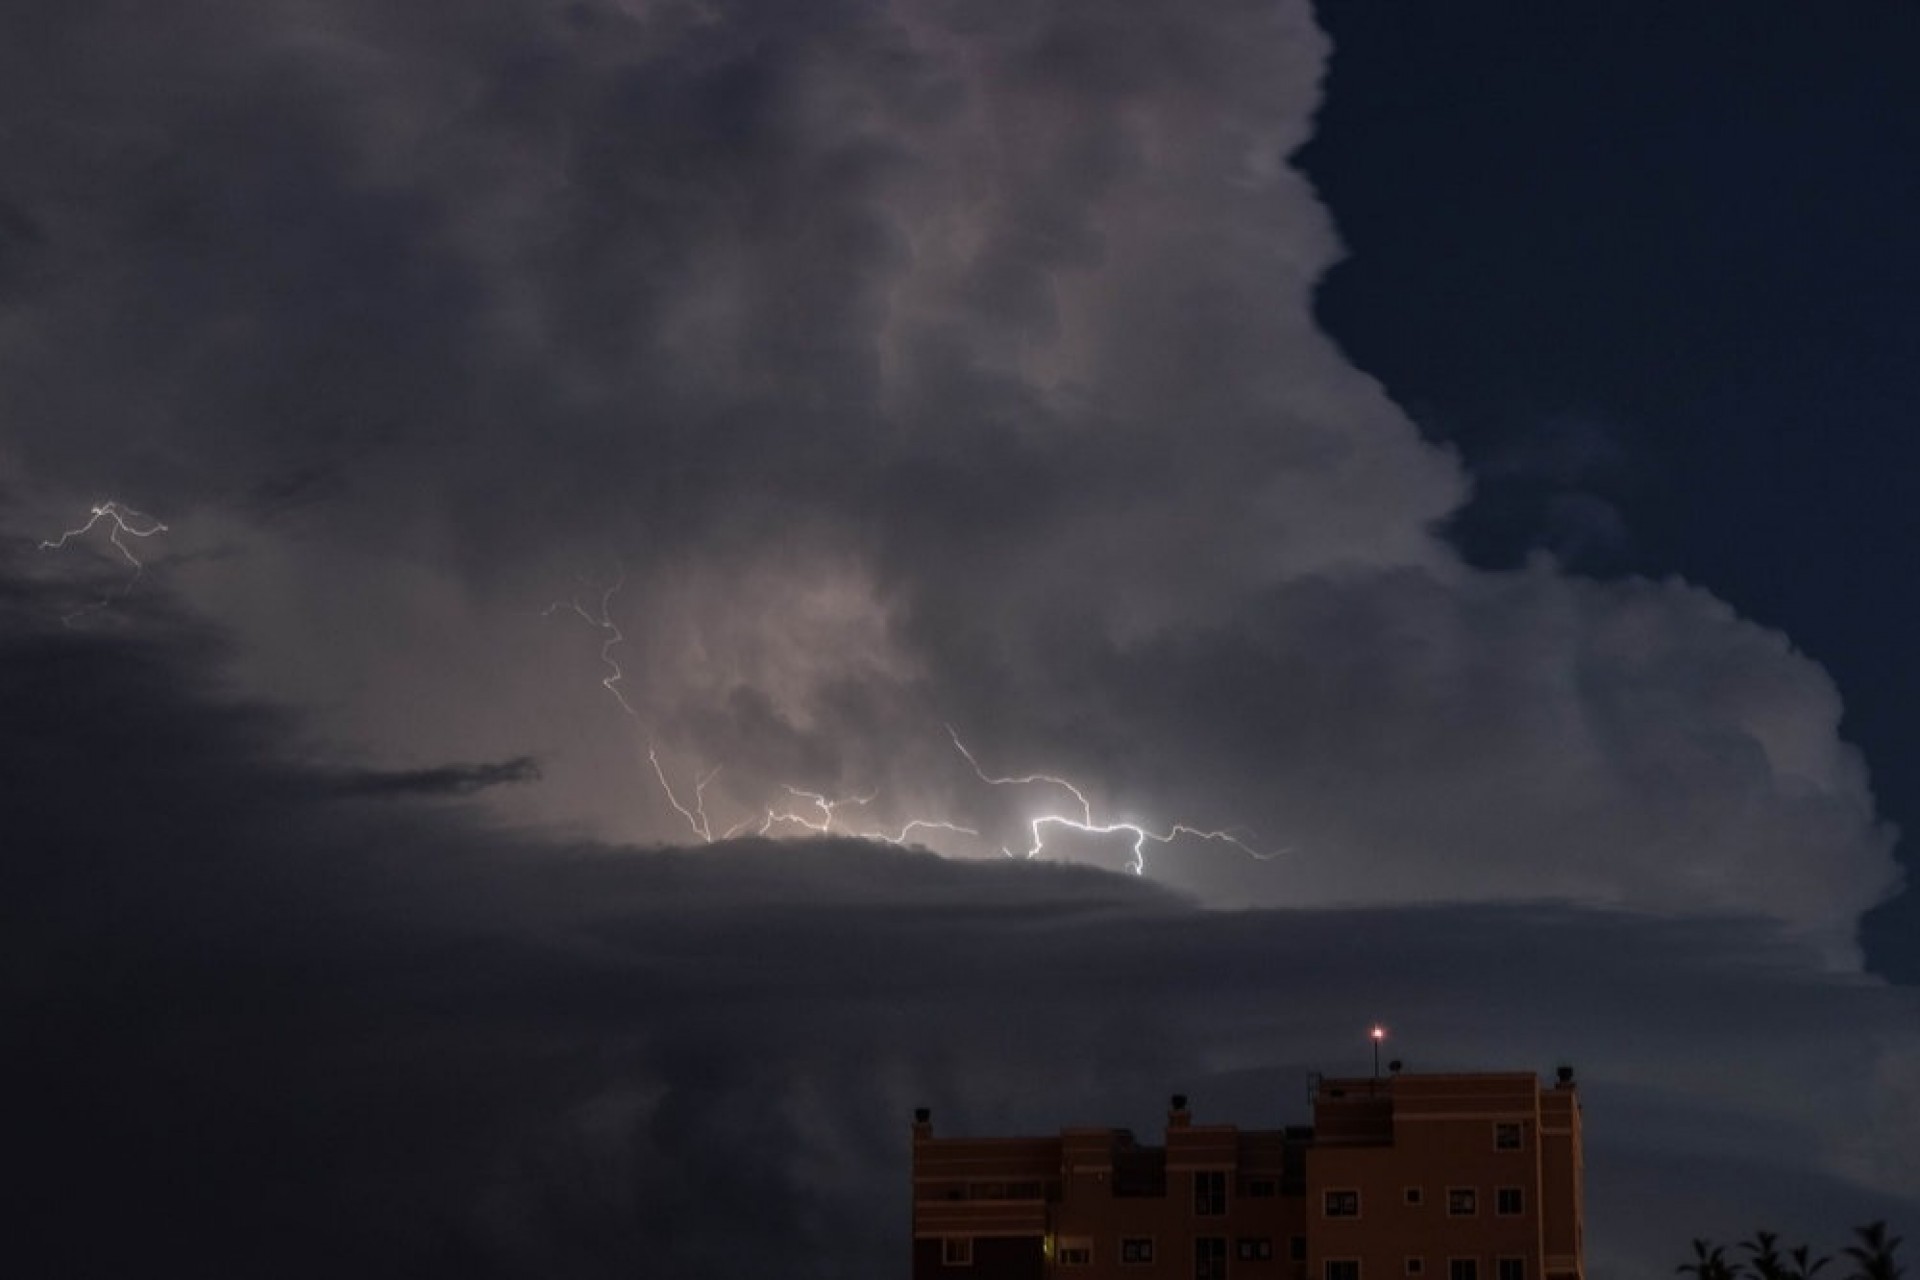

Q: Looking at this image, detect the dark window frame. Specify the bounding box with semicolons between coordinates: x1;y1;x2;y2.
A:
1194;1170;1228;1216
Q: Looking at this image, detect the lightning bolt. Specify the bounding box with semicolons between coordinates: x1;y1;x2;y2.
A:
859;817;982;846
648;743;719;843
542;573;636;716
545;570;719;843
946;724;1282;875
544;577;1256;872
726;785;878;838
547;570;983;850
726;786;980;846
37;500;169;621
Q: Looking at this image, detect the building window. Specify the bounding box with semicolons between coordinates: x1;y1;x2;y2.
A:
1496;1188;1524;1216
1447;1188;1477;1216
1123;1239;1156;1265
1407;1259;1425;1276
1326;1260;1362;1280
1059;1240;1093;1267
1194;1170;1228;1216
1405;1187;1424;1206
1494;1122;1523;1151
942;1238;973;1267
1498;1260;1525;1280
1450;1260;1479;1280
1197;1237;1228;1280
1242;1175;1280;1198
1239;1238;1275;1261
1324;1189;1361;1217
1291;1237;1308;1262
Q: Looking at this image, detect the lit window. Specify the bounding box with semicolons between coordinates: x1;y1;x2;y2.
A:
1194;1170;1228;1216
1447;1188;1477;1216
1196;1237;1228;1280
1407;1260;1425;1276
1325;1189;1361;1217
942;1238;973;1267
1405;1187;1424;1206
1327;1260;1362;1280
1239;1238;1275;1261
1494;1123;1523;1151
1496;1188;1524;1216
1498;1260;1525;1280
1123;1239;1156;1265
1450;1260;1479;1280
1060;1240;1093;1267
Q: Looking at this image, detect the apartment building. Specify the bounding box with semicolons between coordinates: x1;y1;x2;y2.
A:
910;1068;1582;1280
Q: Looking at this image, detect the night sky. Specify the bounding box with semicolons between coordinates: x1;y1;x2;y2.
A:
4;2;1917;1277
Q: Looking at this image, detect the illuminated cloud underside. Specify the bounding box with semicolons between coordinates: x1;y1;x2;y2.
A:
0;0;1896;959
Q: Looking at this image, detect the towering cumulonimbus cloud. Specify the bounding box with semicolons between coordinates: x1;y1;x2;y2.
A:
0;0;1898;954
0;564;1915;1276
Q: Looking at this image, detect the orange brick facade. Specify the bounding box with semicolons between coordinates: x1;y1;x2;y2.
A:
911;1070;1583;1280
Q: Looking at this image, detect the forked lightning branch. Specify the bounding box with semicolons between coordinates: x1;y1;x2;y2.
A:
548;574;1284;874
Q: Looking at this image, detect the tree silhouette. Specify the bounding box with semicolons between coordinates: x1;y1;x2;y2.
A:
1681;1228;1892;1280
1842;1222;1904;1280
1787;1244;1833;1280
1681;1239;1738;1280
1746;1232;1790;1280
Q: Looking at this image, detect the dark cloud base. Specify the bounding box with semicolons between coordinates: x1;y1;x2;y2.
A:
330;754;544;798
5;571;1915;1278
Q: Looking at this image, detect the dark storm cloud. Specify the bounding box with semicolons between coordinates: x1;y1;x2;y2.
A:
4;568;1916;1278
0;0;1894;949
331;754;543;798
0;27;1912;1280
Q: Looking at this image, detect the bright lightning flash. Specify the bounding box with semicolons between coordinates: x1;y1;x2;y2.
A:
542;575;636;716
38;500;170;622
548;570;980;850
946;724;1281;875
728;785;879;838
724;786;980;846
545;571;719;842
545;575;1273;875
